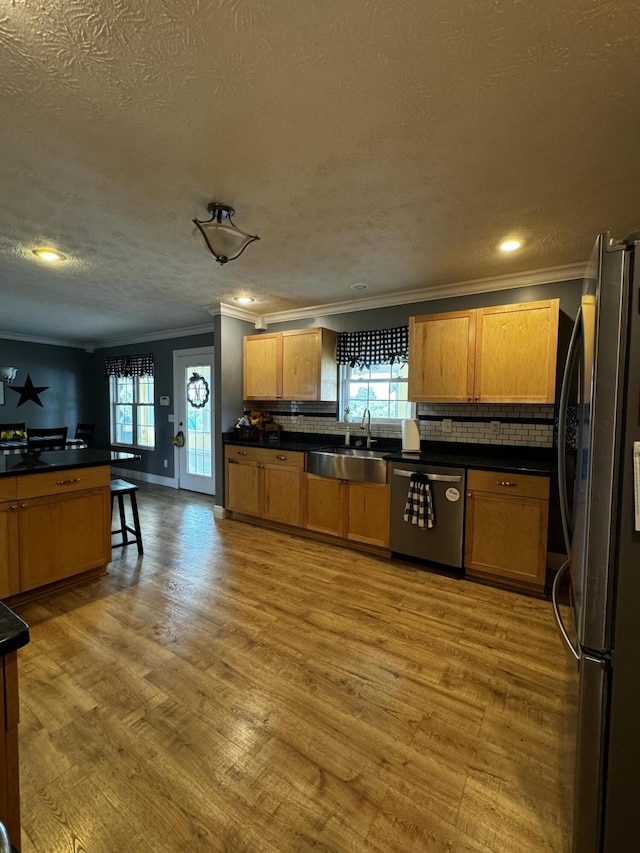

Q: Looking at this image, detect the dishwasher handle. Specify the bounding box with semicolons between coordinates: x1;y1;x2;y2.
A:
393;469;462;482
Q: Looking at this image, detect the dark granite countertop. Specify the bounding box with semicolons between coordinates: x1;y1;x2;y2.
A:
223;433;557;476
0;602;29;656
0;449;141;479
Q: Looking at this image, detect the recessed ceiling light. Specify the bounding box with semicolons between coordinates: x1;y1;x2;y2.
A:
499;239;522;253
32;248;66;262
350;282;368;291
233;296;255;304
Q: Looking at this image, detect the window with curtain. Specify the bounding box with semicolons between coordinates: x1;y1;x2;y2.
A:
336;327;414;420
105;354;155;449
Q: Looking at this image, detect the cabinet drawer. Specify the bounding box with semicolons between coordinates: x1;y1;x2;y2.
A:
0;478;17;502
17;466;110;499
224;446;305;469
467;469;550;500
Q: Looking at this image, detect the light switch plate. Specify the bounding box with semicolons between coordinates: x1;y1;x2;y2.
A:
442;418;452;434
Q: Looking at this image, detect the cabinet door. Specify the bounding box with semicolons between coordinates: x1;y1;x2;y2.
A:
18;487;111;592
0;503;20;599
226;460;261;516
281;329;337;401
306;475;344;537
474;299;559;403
281;329;322;401
346;482;390;548
465;490;548;588
263;465;305;526
244;334;282;400
408;311;476;402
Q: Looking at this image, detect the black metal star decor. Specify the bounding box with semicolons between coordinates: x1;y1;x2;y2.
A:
8;374;49;408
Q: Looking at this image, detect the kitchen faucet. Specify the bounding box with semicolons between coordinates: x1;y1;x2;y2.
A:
361;408;374;448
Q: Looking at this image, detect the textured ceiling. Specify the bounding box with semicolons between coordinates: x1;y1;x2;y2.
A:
1;0;639;347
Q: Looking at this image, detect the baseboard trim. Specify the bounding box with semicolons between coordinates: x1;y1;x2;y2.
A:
110;467;178;489
547;551;569;572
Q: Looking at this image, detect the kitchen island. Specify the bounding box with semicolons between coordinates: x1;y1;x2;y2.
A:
0;449;136;603
0;601;29;850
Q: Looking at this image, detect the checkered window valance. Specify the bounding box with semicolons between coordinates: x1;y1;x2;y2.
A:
103;354;154;378
336;326;408;368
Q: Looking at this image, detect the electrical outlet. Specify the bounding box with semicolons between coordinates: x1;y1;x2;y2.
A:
442;418;452;434
490;420;501;435
163;459;168;468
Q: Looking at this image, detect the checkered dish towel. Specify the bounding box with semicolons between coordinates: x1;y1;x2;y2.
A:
403;473;435;529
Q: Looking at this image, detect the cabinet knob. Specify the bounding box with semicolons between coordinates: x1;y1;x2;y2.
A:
496;480;518;487
474;395;479;401
237;450;248;456
20;503;28;509
276;455;287;461
10;504;18;511
258;464;264;469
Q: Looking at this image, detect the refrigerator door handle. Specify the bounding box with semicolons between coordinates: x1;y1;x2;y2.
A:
552;559;580;660
558;304;582;554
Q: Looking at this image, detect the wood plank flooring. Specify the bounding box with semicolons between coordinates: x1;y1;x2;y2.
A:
13;482;574;852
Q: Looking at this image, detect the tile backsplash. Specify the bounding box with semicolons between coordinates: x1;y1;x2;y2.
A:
243;401;555;448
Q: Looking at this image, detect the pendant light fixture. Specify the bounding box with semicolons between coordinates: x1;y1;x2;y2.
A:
193;202;260;265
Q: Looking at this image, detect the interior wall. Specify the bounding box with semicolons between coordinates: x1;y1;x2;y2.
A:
0;338;96;432
214;314;255;503
94;331;214;478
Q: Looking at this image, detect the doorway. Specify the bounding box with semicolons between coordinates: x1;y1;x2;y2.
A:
173;347;215;495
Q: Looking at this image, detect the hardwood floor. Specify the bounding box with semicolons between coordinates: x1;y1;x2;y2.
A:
13;482;574;852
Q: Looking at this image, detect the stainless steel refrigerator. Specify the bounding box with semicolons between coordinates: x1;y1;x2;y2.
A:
555;231;640;853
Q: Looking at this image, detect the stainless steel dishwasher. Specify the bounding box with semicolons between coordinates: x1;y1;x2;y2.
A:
389;460;466;568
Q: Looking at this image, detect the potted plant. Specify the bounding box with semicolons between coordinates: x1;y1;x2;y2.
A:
343;407;351;423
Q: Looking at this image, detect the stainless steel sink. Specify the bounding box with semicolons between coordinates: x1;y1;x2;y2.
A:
307;446;389;483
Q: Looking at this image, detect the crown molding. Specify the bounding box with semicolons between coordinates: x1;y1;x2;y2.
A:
254;262;586;327
0;329;92;349
207;302;264;324
94;322;215;350
1;261;585;349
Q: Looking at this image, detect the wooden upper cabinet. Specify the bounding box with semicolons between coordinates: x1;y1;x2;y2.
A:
244;328;337;401
475;300;559;403
409;298;559;404
243;333;282;399
408;310;476;402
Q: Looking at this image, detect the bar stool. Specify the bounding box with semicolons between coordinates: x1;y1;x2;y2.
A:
110;479;143;555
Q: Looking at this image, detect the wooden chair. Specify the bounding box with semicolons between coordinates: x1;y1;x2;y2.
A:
110;479;143;555
26;426;68;452
75;422;96;448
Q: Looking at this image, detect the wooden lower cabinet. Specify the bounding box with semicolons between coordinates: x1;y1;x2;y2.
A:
225;446;305;527
465;469;550;591
306;474;390;549
0;466;111;598
306;475;343;537
19;487;111;592
0;502;20;599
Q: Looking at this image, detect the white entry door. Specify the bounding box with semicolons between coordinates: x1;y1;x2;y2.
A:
173;348;215;495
